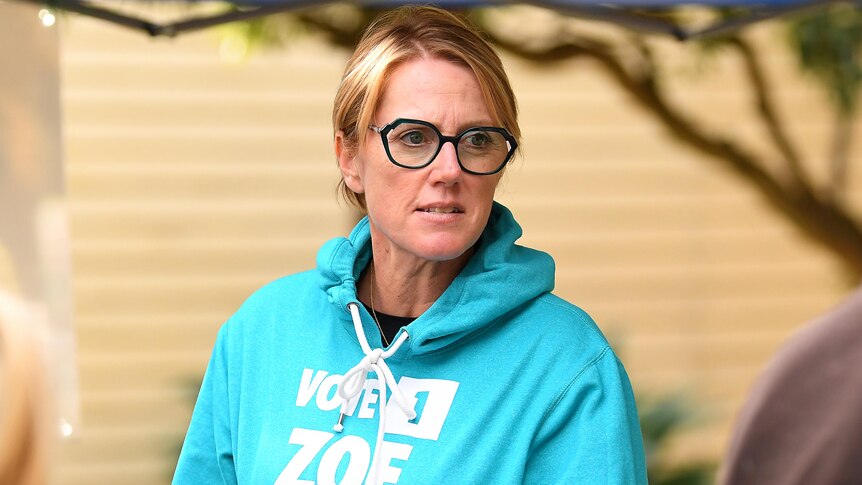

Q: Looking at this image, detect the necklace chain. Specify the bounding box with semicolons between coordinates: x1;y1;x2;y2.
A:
369;264;390;347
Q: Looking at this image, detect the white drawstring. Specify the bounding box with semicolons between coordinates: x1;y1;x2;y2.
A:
334;302;416;485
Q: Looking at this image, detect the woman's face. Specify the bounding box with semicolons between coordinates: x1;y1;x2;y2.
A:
338;57;504;265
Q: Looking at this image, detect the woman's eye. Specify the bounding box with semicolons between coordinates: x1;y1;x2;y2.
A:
467;133;490;146
400;131;425;145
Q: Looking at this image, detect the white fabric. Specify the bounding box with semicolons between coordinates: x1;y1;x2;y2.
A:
334;302;417;484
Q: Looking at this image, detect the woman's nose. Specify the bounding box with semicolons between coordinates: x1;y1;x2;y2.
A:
429;141;462;185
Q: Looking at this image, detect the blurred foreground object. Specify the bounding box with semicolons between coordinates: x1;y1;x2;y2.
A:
720;286;862;484
0;292;52;485
0;1;78;438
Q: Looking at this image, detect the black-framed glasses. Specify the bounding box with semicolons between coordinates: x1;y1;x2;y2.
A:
369;118;518;175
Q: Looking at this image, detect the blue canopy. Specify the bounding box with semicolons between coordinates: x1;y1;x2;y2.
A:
15;0;849;39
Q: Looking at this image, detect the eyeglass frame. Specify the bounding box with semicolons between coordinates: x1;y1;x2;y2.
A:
368;118;518;176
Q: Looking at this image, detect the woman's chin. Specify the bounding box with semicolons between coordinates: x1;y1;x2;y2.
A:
413;241;477;264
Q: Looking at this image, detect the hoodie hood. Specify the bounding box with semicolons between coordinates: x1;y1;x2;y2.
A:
317;202;555;356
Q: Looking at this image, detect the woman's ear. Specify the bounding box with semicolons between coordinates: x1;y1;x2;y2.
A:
335;131;364;194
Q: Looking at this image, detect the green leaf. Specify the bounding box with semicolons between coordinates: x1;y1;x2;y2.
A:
788;4;862;115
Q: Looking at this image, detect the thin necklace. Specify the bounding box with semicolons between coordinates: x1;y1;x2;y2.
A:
369;264;390;347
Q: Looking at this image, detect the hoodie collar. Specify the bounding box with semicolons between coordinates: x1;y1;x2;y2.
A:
317;202;555;357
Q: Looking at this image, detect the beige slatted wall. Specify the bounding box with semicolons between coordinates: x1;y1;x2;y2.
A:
60;18;350;484
57;11;861;484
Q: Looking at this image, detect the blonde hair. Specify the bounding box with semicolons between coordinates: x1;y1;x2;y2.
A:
0;296;49;485
332;6;520;211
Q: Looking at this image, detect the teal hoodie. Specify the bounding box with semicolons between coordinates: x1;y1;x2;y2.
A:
174;202;647;484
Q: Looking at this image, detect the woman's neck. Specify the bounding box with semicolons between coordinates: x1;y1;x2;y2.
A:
357;244;474;318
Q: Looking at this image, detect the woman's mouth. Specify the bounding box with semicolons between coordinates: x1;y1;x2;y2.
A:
418;207;462;214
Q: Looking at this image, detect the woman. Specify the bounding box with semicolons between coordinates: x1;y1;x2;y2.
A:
175;6;646;484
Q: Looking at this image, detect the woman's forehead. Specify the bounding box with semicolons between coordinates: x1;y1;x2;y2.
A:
373;58;493;130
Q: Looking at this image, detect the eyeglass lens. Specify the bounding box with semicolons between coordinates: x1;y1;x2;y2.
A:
385;122;512;174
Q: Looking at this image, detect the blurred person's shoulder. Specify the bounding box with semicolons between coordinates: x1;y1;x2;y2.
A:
779;286;862;361
722;286;862;485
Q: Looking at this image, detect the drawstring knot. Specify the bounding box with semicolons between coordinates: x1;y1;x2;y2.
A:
333;302;416;484
368;348;384;364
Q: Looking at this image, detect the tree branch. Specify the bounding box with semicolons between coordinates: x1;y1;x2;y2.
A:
292;9;370;49
726;36;812;189
278;7;862;280
483;23;862;278
829;109;853;201
486;26;789;201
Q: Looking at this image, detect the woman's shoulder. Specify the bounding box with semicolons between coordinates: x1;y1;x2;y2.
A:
245;269;319;300
223;269;323;329
509;292;616;368
498;293;634;408
528;293;609;343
